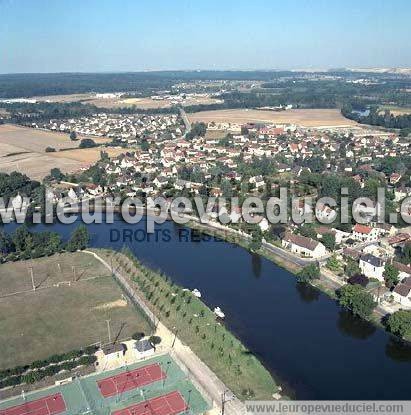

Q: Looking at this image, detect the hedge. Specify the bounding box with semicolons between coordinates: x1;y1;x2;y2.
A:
0;347;98;389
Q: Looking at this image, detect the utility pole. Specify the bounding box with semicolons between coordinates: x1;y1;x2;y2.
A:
172;328;178;348
105;319;112;343
72;266;76;281
28;267;35;291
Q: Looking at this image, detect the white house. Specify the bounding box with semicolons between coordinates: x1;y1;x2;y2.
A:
391;278;411;308
134;339;155;359
359;254;385;281
352;224;380;242
249;175;265;189
282;232;327;258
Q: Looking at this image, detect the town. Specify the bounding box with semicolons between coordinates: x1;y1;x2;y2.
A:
1;0;411;411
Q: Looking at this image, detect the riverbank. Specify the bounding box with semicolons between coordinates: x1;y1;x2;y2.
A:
92;248;280;402
183;219;390;329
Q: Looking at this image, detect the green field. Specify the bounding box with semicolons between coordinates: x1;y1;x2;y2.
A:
97;248;278;400
0;252;153;369
0;354;210;415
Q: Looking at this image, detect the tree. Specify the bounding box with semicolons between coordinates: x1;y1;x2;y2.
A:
337;284;376;319
69;131;78;141
50;168;65;181
345;258;361;277
322;233;336;251
186;122;207;140
66;225;90;251
326;254;341;272
385;310;411;339
248;227;262;252
383;263;399;288
141;139;150;152
299;224;317;239
221;179;233;198
12;225;32;253
132;332;145;341
0;231;14;255
298;264;320;283
79;138;97;148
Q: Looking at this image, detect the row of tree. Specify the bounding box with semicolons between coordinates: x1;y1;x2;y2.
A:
0;225;90;262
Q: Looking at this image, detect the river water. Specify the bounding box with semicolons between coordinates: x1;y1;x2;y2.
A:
3;217;411;399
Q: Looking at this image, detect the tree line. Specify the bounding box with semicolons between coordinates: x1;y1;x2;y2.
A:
0;225;90;262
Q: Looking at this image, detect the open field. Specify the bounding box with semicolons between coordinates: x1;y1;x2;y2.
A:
29;93;221;109
189;108;358;127
0;124;122;180
30;93;96;103
0;252;152;369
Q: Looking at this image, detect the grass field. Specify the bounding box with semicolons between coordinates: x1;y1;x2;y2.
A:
0;354;210;415
97;249;278;400
0;252;153;370
189;108;358;127
0;124;121;180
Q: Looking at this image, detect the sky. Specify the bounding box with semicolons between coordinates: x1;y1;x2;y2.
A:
1;0;410;73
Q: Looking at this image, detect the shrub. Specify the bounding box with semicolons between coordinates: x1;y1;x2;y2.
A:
132;332;145;341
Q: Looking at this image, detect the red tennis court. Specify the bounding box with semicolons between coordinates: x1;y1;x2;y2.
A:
112;391;187;415
97;363;166;398
0;393;66;415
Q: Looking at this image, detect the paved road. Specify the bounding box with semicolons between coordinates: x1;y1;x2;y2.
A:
180;107;191;137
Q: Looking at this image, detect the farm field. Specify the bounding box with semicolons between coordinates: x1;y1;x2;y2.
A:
189;108;358;127
29;93;221;109
0;252;152;369
0;124;120;180
378;105;411;116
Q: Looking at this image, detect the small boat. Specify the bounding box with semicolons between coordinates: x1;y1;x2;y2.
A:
214;307;225;319
192;289;202;298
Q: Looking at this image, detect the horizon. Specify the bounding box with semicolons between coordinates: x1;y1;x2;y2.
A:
2;0;411;74
1;66;411;76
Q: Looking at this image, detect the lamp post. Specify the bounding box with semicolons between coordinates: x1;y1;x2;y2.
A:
221;389;232;415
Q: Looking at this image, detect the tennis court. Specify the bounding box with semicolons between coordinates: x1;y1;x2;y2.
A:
98;363;165;398
0;393;65;415
0;355;210;415
112;391;187;415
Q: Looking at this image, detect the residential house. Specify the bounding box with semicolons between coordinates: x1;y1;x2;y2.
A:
352;224;380;242
282;232;327;258
359;254;385;282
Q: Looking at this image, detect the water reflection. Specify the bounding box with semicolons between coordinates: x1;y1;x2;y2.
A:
251;253;262;278
385;337;411;362
337;310;376;340
296;282;320;303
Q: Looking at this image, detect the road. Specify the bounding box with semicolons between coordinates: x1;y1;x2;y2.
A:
180;107;191;137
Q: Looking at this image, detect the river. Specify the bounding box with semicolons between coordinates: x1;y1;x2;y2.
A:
3;217;411;399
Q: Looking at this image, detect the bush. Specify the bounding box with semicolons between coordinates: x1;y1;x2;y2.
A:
337;284;376;319
45;146;56;152
149;335;161;345
297;264;320;283
385;310;411;338
132;332;145;341
79;138;97;148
